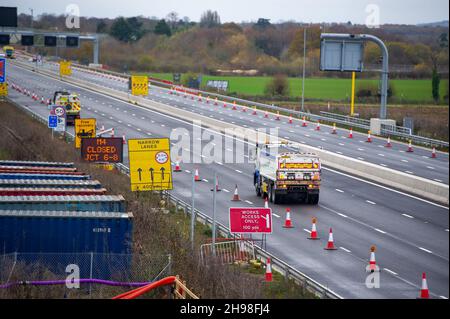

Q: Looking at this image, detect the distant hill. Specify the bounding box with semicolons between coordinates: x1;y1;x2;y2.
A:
417;20;449;27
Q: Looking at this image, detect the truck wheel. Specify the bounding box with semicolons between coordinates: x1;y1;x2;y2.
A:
308;194;319;205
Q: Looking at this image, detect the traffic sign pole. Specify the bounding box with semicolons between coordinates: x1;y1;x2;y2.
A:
212;173;217;256
190;171;195;250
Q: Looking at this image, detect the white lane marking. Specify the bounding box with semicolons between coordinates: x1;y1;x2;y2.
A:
335;189;344;193
419;247;433;254
366;200;376;205
339;247;351;253
384;268;398;276
405;171;414;174
235;170;243;174
380;164;388;167
339;143;345;146
337;213;348;218
303;228;311;234
202;179;209;183
440;296;448;299
273;213;281;218
245;200;253;205
402;159;409;163
147;132;152;135
222;189;230;193
402;213;414;219
374;228;387;234
434;179;443;183
216;162;224;166
357;157;365;160
427;166;435;170
321;138;326;141
358;148;365;151
445;229;449;232
378;154;385;157
336;151;343;155
185;170;191;174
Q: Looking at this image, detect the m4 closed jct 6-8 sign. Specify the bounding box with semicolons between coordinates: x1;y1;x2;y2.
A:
81;138;123;163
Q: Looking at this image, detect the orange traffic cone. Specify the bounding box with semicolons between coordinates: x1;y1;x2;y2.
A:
206;96;210;104
308;217;320;240
210;177;221;192
122;135;126;145
223;102;227;108
264;110;269;118
174;160;182;172
302;116;308;127
368;246;377;272
407;140;414;152
331;123;337;134
264;197;269;209
316;121;321;131
242;106;247;112
431;147;437;159
366;130;372;143
231;185;241;201
419;273;430;299
324;228;337;250
289;115;293;124
348;128;353;138
214;97;218;105
194;168;201;182
252;106;257;115
283;208;293;228
40;97;45;104
198;94;202;102
232;101;237;110
110;128;115;137
385;136;392;148
275;111;280;121
265;258;273;282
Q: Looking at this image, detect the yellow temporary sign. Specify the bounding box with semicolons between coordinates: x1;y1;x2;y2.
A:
0;83;7;97
128;138;173;192
59;60;72;76
75;118;96;149
131;75;149;96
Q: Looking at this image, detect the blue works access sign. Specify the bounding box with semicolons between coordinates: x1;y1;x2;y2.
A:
0;58;5;83
48;115;58;128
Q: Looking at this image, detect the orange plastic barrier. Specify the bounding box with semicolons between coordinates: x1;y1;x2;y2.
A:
112;276;176;300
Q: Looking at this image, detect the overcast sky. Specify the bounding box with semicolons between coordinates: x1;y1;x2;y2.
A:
3;0;449;24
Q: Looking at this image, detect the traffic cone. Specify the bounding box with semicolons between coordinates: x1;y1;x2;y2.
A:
265;258;273;282
308;217;320;240
198;94;202;102
264;111;269;118
232;101;237;110
110;128;115;137
210;177;221;192
194;168;201;182
100;125;105;131
368;246;377;272
174;160;182;172
214;97;218;106
316;121;321;131
223;102;227;108
331;123;337;134
431;147;437;159
302;116;308;127
40;97;45;104
419;273;430;299
242;106;247;112
366;130;372;143
122;135;126;145
275;111;280;121
289;115;293;124
407;140;414;152
324;228;337;250
348;128;353;138
385;136;392;148
231;185;241;201
264;197;269;208
206;96;210;104
252;106;257;115
283;208;293;228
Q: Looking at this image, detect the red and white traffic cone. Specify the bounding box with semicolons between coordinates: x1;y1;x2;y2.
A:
407;140;414;152
100;125;105;132
122;135;126;145
348;127;353;139
169;87;173;95
198;94;202;102
385;136;392;148
242;106;247;112
368;246;377;272
110;128;115;137
302;116;308;127
206;96;210;104
283;208;293;228
194;168;201;182
275;111;280;121
366;130;372;143
289;115;293;124
419;273;430;299
316;121;321;131
264;111;269;118
331;123;337;134
223;102;227;108
210;177;221;192
308;217;320;240
231;185;241;201
431;147;437;159
252;106;257;115
264;197;269;208
214;97;218;106
174;160;182;172
265;258;273;282
324;228;337;250
232;101;237;110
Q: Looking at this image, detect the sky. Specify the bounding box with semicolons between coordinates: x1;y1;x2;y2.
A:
2;0;449;25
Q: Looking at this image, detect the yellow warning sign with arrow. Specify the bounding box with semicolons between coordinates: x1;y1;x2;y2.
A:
128;138;173;192
59;60;72;76
131;75;148;96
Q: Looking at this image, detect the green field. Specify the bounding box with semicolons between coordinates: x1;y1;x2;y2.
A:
148;73;449;104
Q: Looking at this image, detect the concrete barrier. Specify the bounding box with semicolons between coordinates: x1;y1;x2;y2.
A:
13;60;449;205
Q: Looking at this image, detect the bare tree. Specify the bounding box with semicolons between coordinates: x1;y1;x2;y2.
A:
200;10;221;28
166;11;179;31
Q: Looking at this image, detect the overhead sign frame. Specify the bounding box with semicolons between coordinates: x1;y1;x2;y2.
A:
320;39;364;72
128;138;173;192
229;207;273;234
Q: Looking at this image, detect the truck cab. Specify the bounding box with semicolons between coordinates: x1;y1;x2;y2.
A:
53;91;81;125
3;46;15;59
254;142;321;205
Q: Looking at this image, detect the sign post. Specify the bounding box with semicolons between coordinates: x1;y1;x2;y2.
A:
128;138;173;192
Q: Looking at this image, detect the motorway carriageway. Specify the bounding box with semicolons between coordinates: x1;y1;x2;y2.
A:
6;62;449;299
16;57;450;185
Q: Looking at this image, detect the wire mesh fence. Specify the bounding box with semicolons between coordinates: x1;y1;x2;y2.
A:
0;252;171;299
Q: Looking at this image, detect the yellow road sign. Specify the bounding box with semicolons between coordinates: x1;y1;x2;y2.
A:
128;138;173;192
131;75;149;96
59;60;72;76
0;83;7;97
75;118;96;149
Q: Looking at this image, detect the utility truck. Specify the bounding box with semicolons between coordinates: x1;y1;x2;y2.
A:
52;91;81;125
254;142;321;205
